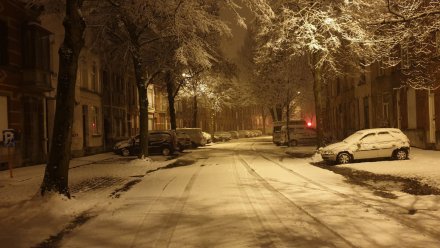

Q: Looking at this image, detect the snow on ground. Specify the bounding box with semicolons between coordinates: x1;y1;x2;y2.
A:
0;152;177;248
284;145;440;190
1;139;440;247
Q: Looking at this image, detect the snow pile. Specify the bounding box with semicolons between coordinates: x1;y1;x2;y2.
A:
0;192;95;248
128;156;154;166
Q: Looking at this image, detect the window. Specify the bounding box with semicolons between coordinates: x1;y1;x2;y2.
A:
91;106;100;135
377;132;395;142
383;102;389;120
361;133;376;143
81;61;88;89
23;25;50;70
363;96;370;128
0;21;8;65
91;62;98;92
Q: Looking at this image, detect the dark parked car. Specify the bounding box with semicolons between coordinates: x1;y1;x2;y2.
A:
113;131;178;156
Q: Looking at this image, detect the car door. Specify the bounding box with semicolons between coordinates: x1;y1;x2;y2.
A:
148;133;164;154
376;131;398;157
304;128;317;145
131;136;140;155
354;133;379;159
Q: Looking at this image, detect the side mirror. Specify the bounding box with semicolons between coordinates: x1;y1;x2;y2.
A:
357;142;361;148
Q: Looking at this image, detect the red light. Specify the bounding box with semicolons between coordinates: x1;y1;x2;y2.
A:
307;122;312;127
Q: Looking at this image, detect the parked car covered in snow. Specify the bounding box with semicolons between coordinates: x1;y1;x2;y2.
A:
238;130;251;138
202;131;212;144
280;126;317;146
273;120;307;145
229;131;239;139
319;128;410;164
177;128;206;147
176;131;192;152
213;132;232;142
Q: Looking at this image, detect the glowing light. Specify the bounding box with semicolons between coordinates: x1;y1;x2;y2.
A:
307;122;312;127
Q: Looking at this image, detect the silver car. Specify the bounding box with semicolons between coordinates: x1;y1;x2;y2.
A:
319;128;410;164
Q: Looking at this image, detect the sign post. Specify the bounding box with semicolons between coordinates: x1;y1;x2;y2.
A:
7;146;13;178
3;129;15;178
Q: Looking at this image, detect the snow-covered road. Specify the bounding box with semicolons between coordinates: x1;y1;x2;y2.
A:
1;137;440;247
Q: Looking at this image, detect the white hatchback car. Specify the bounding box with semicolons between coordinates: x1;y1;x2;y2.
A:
319;128;410;164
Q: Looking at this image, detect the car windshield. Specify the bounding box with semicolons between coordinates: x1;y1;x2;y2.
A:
343;132;364;143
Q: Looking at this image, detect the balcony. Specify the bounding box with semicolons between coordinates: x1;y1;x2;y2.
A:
22;68;52;92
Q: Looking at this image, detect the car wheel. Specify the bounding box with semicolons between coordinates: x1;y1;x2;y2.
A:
394;149;408;160
289;140;298;147
162;147;171;156
337;152;352;164
178;145;185;152
121;148;130;157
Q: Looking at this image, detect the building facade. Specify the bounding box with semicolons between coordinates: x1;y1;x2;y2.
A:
0;1;52;166
323;39;440;150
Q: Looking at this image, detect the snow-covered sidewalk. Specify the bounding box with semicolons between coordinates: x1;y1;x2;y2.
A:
0;152;179;248
285;146;440;190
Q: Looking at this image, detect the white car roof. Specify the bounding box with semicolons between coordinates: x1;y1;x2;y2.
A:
356;128;404;134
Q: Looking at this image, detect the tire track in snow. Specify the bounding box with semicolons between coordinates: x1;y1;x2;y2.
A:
249;142;440;244
232;153;281;247
235;150;357;248
152;165;203;248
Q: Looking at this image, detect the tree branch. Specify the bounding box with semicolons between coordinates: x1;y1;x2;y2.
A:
139;35;177;47
369;6;440;25
386;0;406;20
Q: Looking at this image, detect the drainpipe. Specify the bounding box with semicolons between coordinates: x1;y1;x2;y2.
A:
428;89;436;144
396;89;401;129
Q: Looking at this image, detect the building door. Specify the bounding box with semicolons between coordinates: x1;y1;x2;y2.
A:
82;105;89;149
428;91;436;143
23;96;44;163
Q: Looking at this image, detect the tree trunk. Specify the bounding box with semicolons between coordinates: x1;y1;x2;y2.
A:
40;0;85;197
133;54;149;158
285;101;291;147
312;65;325;148
261;107;267;134
165;71;177;130
269;105;283;122
192;95;198;128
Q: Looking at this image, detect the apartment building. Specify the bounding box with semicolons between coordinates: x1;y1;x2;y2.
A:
0;1;52;166
323;33;440;150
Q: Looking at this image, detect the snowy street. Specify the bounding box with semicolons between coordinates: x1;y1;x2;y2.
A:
1;137;440;247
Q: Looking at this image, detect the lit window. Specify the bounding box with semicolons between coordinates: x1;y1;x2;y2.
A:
91;106;100;135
